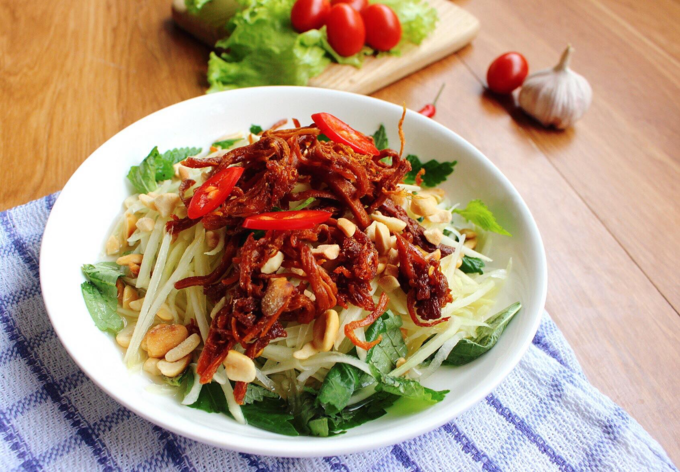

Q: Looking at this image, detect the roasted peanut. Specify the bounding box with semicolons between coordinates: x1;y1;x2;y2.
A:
129;297;145;311
427;209;452;224
115;323;136;348
426;249;442;262
423;228;443;246
144;324;188;358
366;221;378;241
139;194;157;210
143;357;161;376
106;235;121;255
378;275;401;293
122;285;139;310
377;262;386;275
157;355;191;378
261;251;284;274
156;302;174;321
206;230;220;249
371;212;407;233
136;217;155;232
387;248;399;264
384;264;400;278
165;333;201;362
116;254;143;266
293;342;319;360
312;309;339;352
337;218;356;238
374;222;392;256
154;193;180;218
125;213;138;238
223;350;256;382
410;194;439;217
460;229;478;250
311;244;340;260
396;357;406;368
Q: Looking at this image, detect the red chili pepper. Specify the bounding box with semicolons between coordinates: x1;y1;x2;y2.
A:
312;112;380;156
418;83;446;118
242;210;332;231
187;166;244;219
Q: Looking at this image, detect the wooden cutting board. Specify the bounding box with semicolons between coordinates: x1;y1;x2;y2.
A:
172;0;479;95
310;0;480;94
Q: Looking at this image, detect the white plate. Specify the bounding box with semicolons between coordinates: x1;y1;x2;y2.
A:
40;86;547;457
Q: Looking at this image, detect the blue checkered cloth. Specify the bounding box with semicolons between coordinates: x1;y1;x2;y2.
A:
0;194;676;471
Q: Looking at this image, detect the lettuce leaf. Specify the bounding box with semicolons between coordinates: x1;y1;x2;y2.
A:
82;262;123;299
207;0;330;91
375;0;438;46
453;199;512;236
127;146;201;193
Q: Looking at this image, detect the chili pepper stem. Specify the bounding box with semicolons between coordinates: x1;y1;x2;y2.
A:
431;83;446;107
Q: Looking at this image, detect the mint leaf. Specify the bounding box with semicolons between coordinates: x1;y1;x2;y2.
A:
163;147;201;165
365;311;407;375
445;302;521;366
453;200;511;236
459;256;485;275
372;124;389;150
81;262;123;299
404;154;456;187
212;139;242;150
318;363;362;415
250;124;263;134
81;282;123;334
187;382;228;414
373;369;448;403
243;384;279;405
127;147;159;193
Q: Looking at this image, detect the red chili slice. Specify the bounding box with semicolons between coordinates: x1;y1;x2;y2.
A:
312;112;380;156
242;210;332;230
187;167;244;219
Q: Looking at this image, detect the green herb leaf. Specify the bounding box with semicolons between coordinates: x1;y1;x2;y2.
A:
379;0;438;46
365;311;408;375
373;369;448;403
403;154;457;187
308;417;330;437
127;147;160;194
318;363;362;415
453;199;511;236
317;133;330;142
459;256;485;275
162;368;191;387
187;382;228;414
81;282;124;334
327;393;396;433
243;384;279;405
250;124;263;134
372;124;389;151
445;302;521;366
212;138;242;150
81;262;123;299
162;147;202;166
242;397;299;436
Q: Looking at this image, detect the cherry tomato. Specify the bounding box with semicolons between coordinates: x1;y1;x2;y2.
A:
187;166;244;219
291;0;331;33
486;52;529;94
326;4;365;57
242;210;332;230
362;4;401;51
312;112;379;156
330;0;367;12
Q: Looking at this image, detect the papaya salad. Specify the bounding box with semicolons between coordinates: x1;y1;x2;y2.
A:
80;112;520;436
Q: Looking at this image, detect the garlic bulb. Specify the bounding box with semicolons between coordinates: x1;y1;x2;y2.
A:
519;45;592;129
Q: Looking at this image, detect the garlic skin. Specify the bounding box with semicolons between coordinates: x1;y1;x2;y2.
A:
519;45;592;129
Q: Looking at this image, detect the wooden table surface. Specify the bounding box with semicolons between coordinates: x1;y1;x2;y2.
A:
1;0;679;463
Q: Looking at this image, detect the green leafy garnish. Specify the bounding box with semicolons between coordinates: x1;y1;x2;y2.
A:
373;369;448;403
212;138;242;149
162;368;191;387
81;282;123;334
127;146;201;193
380;0;438;46
445;302;521;366
318;363;363;415
317;133;330;142
404;154;457;187
365;311;408;375
453;200;511;236
81;262;124;299
250;124;263;134
292;197;315;210
372;124;389;151
243;384;279;404
459;256;485;275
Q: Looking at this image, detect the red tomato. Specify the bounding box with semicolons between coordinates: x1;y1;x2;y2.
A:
326;4;365;57
362;4;401;51
242;210;332;230
187;167;244;219
330;0;367;12
312;112;379;156
486;52;529;94
291;0;331;33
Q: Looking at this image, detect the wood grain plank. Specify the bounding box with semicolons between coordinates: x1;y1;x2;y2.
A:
375;55;680;463
454;0;680;314
0;0;210;211
309;0;479;94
